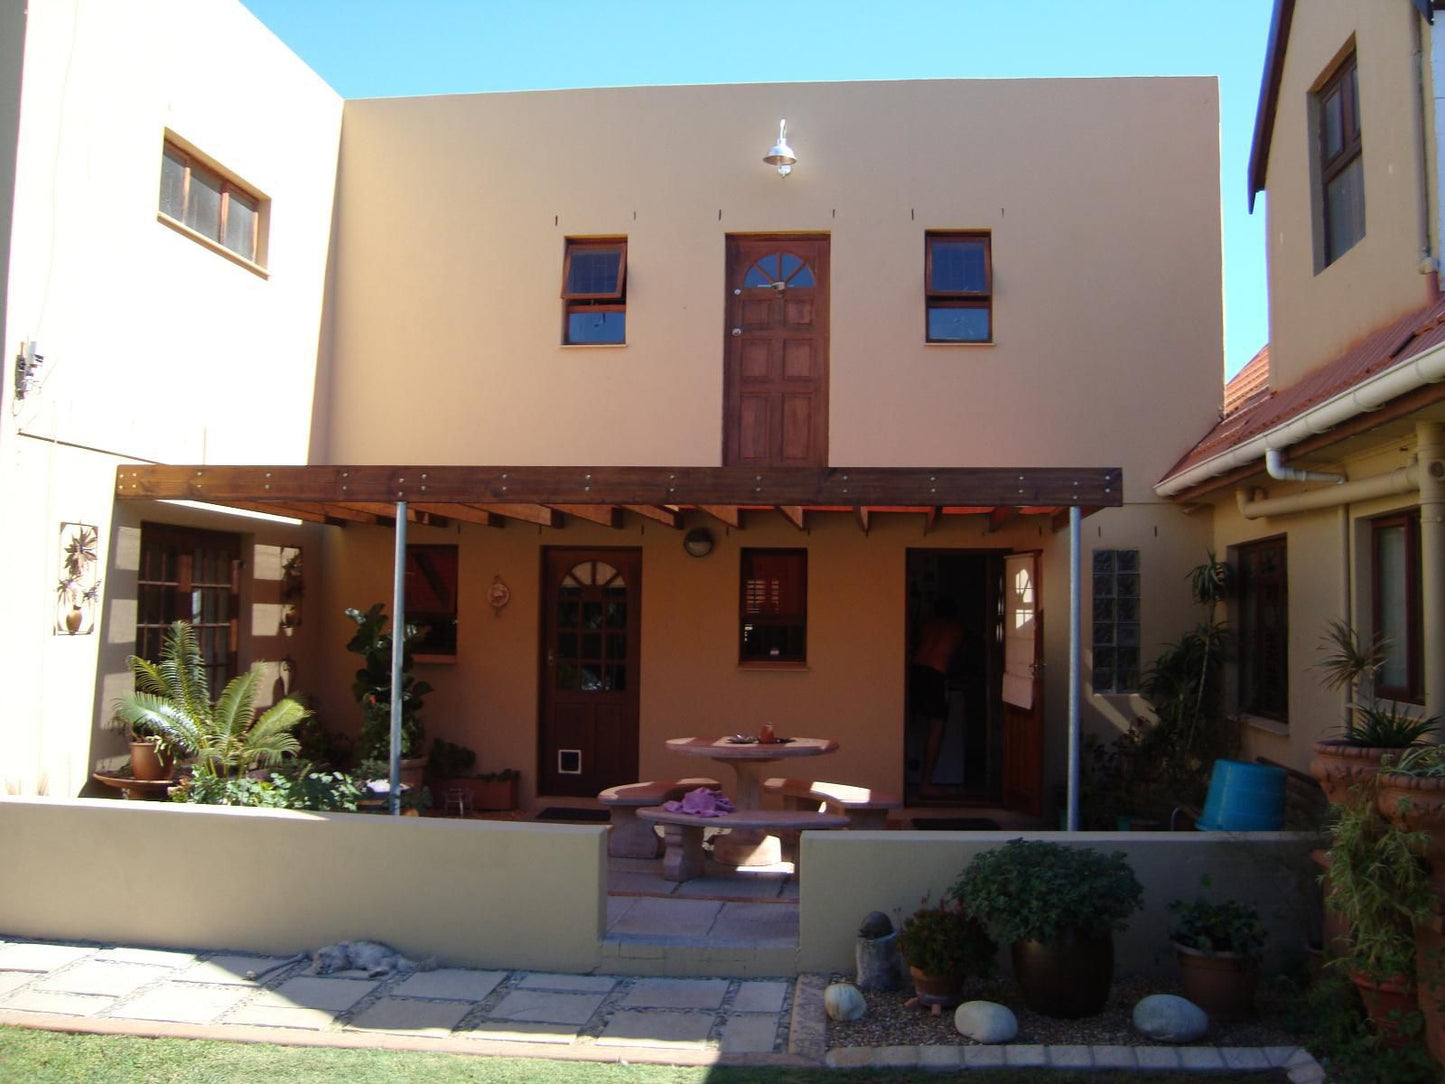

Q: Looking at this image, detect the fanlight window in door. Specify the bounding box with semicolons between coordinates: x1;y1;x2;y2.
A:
555;560;629;692
742;251;815;288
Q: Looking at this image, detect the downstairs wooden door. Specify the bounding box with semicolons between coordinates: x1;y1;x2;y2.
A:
538;549;641;797
1001;551;1044;815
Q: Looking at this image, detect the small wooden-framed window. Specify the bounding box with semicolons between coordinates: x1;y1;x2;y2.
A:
1317;52;1364;267
1372;511;1421;703
405;544;459;660
158;139;266;266
740;549;806;664
1236;536;1289;722
562;238;627;344
925;231;992;343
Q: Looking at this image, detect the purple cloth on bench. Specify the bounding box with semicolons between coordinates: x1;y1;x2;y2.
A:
662;787;734;817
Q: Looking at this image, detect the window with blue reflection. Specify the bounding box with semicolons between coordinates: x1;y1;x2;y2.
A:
567;310;625;344
926;306;990;343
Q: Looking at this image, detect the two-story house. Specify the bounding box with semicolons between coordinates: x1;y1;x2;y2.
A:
2;0;1225;817
1158;0;1445;771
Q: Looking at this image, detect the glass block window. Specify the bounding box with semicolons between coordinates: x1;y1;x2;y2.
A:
1237;537;1289;721
1092;549;1140;693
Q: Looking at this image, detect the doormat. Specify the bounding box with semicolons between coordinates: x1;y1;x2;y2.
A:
910;817;1001;831
535;807;610;823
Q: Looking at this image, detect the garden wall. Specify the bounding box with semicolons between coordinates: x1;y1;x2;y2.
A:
798;830;1319;978
0;798;606;973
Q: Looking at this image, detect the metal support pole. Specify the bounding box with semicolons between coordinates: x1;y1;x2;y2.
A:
1067;506;1082;832
390;501;407;815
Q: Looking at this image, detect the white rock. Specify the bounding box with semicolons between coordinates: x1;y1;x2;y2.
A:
824;982;866;1022
954;1000;1018;1043
1132;993;1209;1042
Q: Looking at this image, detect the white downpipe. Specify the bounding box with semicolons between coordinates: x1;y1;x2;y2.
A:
1265;447;1343;485
1067;507;1081;833
1155;339;1445;497
390;501;407;816
1236;464;1420;520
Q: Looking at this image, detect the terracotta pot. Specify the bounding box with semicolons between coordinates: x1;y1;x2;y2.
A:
128;741;174;782
1378;772;1445;895
1310;740;1394;808
907;965;962;1008
1349;969;1419;1048
1312;849;1353;961
1415;917;1445;1069
1173;943;1258;1021
64;606;83;633
398;755;427;791
1011;930;1114;1019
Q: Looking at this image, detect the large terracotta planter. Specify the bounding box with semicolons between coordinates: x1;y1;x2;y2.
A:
1310;740;1395;808
1349;969;1419;1048
128;740;174;782
907;965;962;1010
1415;916;1445;1069
1377;772;1445;894
1011;931;1114;1019
1173;943;1258;1021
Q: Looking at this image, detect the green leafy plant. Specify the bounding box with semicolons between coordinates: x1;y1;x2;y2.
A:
112;620;307;778
345;603;433;760
1187;549;1233;607
1384;745;1445;778
949;839;1143;944
429;738;477;777
478;768;520;782
1169;876;1266;957
1317;620;1437;748
896;898;997;980
173;766;362;811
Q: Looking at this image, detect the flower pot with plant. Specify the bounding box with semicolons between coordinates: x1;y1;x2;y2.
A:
1168;875;1266;1021
950;839;1143;1018
1325;785;1434;1048
895;898;997;1011
1309;621;1438;807
345;603;433;777
427;739;522;812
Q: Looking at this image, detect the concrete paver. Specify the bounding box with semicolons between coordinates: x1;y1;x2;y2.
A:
1;989;115;1016
94;947;197;968
731;979;788;1013
347;997;474;1035
392;968;506;1001
607;897;722;938
176;955;275;984
513;972;617;993
716;1012;779;1053
467;1020;580;1044
37;962;171;997
0;973;34;998
225;1004;335;1030
596;1008;714;1048
115;983;250;1024
487;989;605;1025
255;976;377;1012
0;943;94;971
622;977;729;1009
708;901;797;942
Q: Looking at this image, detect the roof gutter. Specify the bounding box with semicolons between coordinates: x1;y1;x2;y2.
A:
1236;461;1419;519
1155;336;1445;498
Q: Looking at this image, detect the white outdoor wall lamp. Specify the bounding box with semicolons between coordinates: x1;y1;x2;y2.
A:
763;119;796;177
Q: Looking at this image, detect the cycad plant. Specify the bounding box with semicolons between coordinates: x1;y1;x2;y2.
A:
113;621;307;779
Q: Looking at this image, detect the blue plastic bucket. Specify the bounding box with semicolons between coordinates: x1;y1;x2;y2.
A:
1196;760;1286;831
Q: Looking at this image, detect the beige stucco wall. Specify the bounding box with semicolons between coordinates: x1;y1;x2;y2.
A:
314;501;1209;810
0;798;605;971
1263;0;1436;388
324;78;1222;504
0;0;342;795
799;831;1317;977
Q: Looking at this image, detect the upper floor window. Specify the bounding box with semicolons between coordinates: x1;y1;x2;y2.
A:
1317;52;1364;267
925;232;991;343
740;549;806;664
1372;511;1421;703
1236;537;1289;722
158;138;266;267
562;238;627;344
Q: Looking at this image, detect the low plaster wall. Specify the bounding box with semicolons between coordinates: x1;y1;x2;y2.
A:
798;831;1319;979
0;798;606;973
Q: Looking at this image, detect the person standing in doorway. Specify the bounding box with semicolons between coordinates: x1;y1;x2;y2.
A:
910;597;964;797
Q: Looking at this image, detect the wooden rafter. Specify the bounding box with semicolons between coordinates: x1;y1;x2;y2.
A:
624;505;681;528
413;503;501;527
471;503;561;528
698;505;742;528
923;507;941;534
987;507;1016;534
551;504;623;528
855;506;871;534
777;506;806;531
1052;506;1101;532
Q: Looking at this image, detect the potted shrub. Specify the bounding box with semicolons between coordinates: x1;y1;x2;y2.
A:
895;898;997;1010
1309;621;1437;807
951;839;1143;1018
1326;790;1434;1047
427;739;521;812
345;603;433;785
1168;877;1266;1021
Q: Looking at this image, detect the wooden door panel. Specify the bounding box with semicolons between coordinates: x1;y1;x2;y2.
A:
724;235;829;467
1000;552;1044;816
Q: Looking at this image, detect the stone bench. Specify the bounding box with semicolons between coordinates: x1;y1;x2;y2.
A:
597;778;720;858
637;806;849;882
762;777;902;829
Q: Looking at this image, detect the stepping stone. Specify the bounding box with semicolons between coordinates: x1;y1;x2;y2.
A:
116;983;249;1024
393;968;507;1001
254;976;376;1012
513;972;617;993
467;1021;579;1044
718;1012;778;1053
597;1009;713;1048
0;943;94;972
732;980;788;1013
0;989;114;1016
37;962;169;998
94;948;196;968
486;989;604;1025
226;1004;334;1030
177;956;282;985
622;978;728;1009
347;997;473;1035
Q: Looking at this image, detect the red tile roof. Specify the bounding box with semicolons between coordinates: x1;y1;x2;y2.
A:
1223;345;1269;417
1160;292;1445;486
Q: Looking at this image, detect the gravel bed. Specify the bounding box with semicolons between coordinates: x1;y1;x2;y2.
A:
825;972;1303;1048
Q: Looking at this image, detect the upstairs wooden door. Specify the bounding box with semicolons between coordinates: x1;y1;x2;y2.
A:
539;549;641;797
724;235;829;466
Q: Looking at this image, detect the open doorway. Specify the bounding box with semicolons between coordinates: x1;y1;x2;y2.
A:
905;550;1004;805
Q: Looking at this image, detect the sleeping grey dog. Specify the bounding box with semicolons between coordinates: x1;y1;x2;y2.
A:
244;940;436;981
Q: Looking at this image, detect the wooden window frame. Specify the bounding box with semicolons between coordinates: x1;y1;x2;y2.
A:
1317;52;1363;267
561;238;627;345
924;231;992;344
136;523;241;692
1236;536;1289;723
739;548;807;666
1371;511;1422;703
406;543;460;661
158;138;266;268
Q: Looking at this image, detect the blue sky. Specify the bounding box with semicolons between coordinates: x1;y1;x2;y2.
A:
241;1;1273;378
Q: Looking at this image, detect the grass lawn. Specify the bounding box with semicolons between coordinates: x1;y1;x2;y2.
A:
0;1026;1292;1083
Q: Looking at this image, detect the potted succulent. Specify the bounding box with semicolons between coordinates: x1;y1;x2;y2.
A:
895;898;997;1010
1309;621;1437;807
1326;790;1434;1047
951;839;1143;1018
345;603;433;786
1168;876;1266;1021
